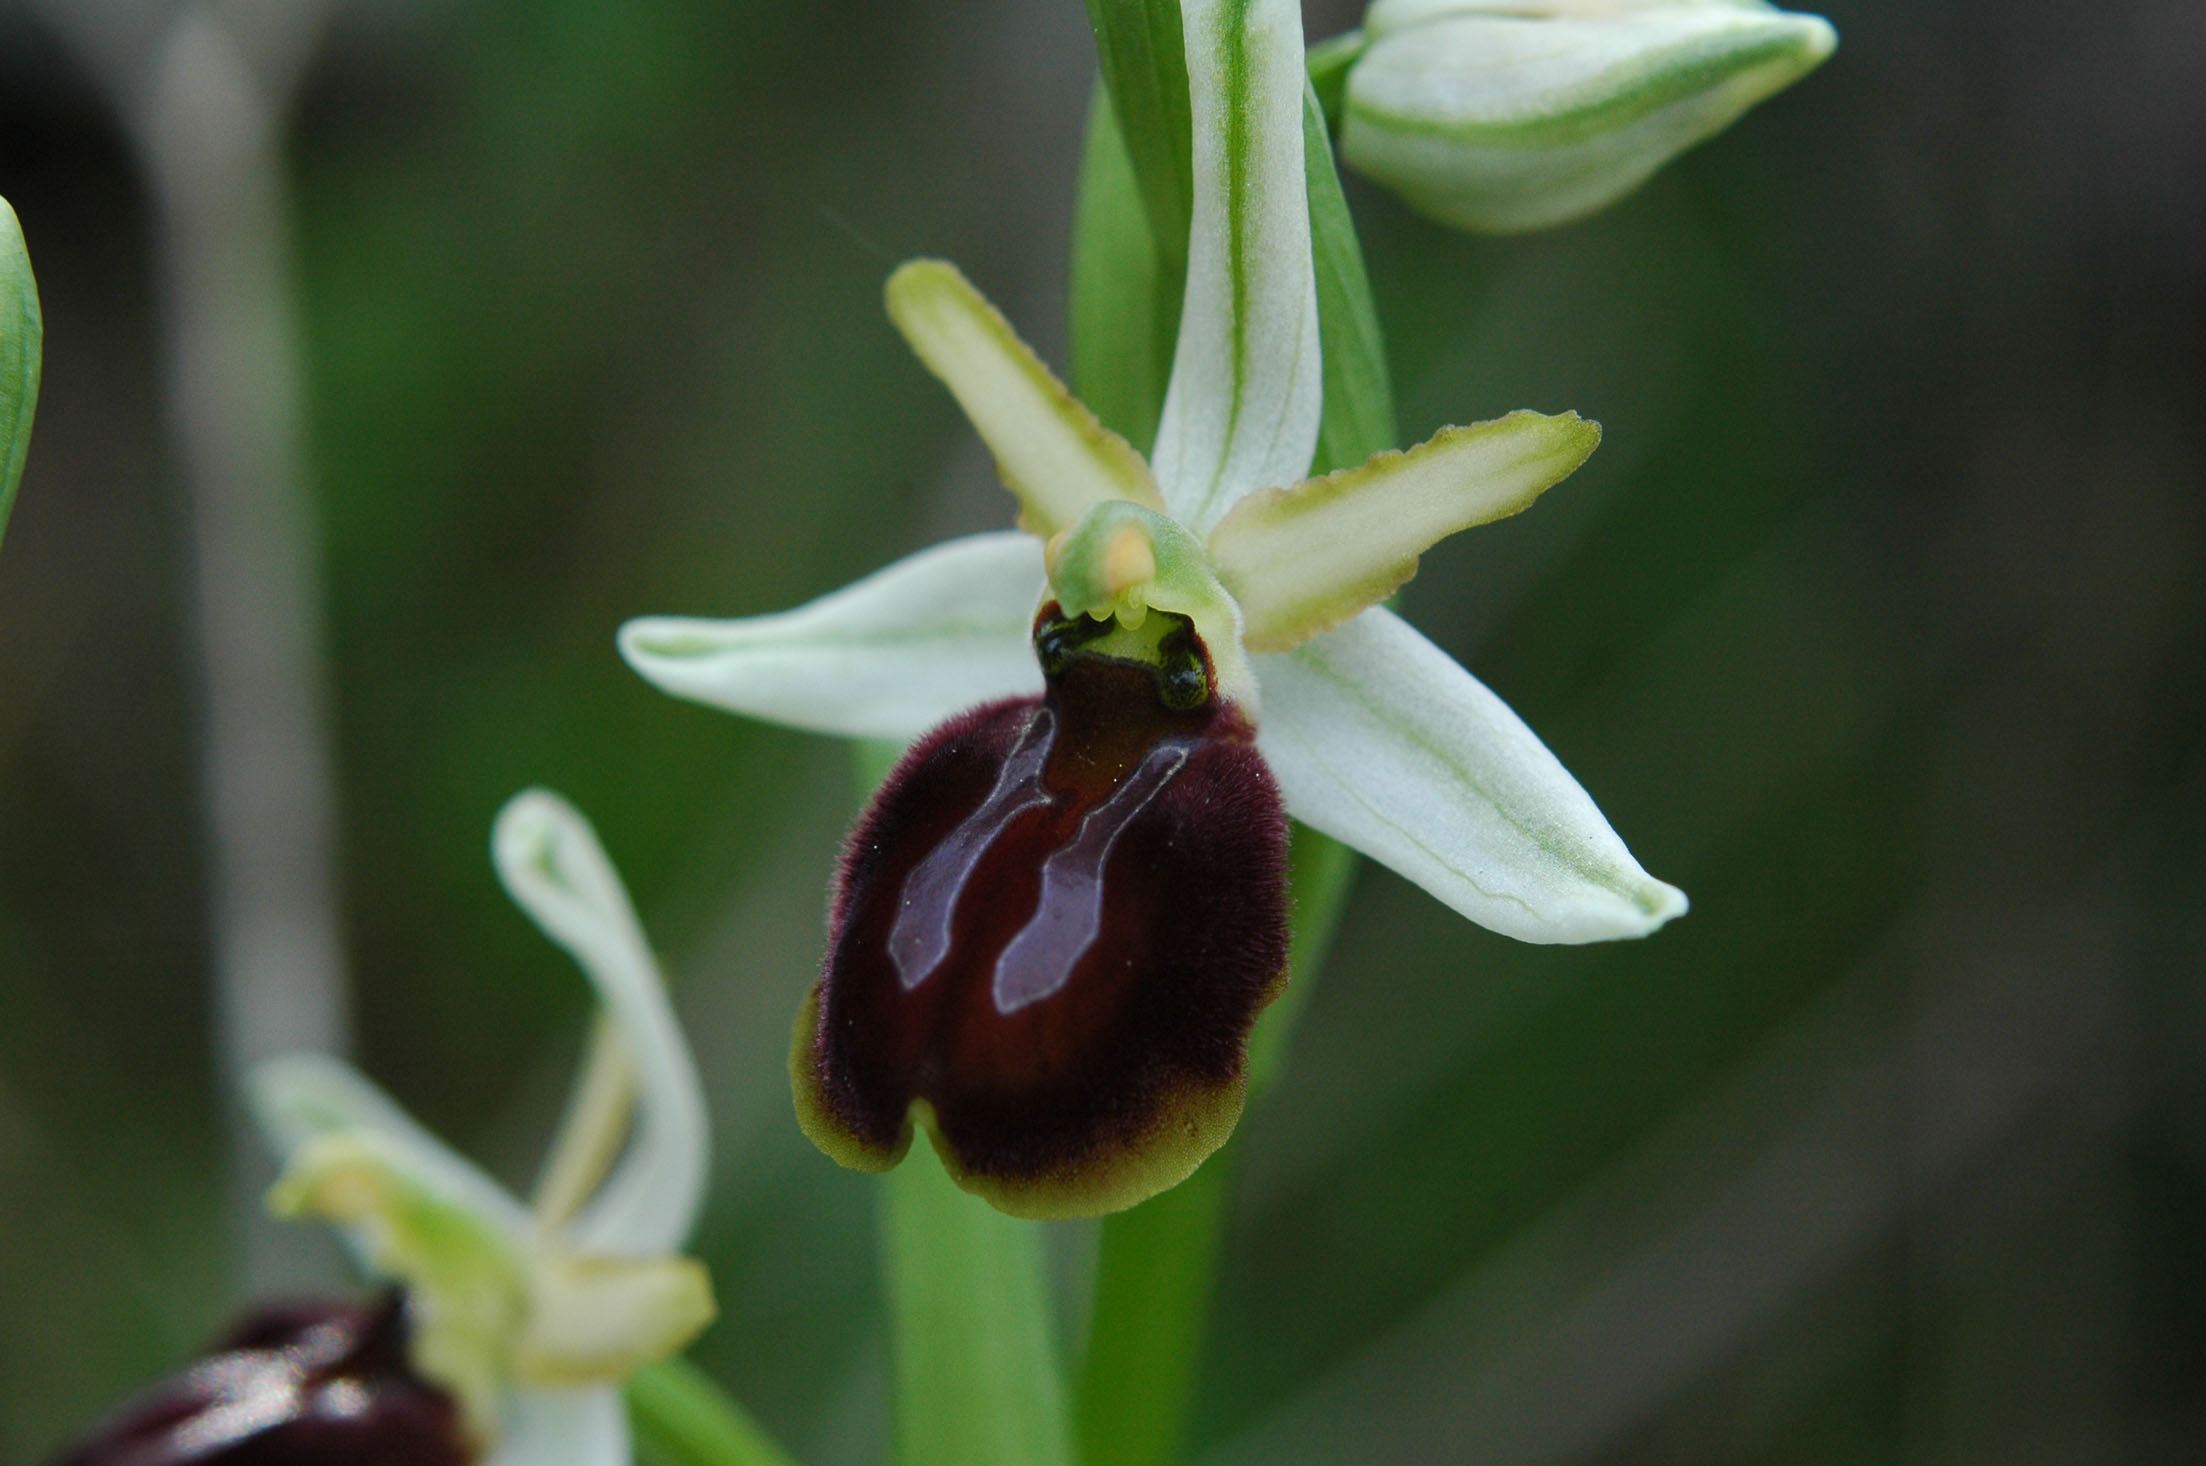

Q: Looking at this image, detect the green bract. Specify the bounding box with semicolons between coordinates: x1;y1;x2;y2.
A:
0;196;42;554
251;790;714;1466
1336;0;1838;234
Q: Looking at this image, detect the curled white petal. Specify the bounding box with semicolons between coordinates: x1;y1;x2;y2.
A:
494;790;706;1257
248;1052;528;1235
1151;0;1323;534
620;531;1046;743
1257;607;1687;943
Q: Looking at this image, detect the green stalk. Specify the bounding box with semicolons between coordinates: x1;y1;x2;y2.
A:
626;1358;804;1466
1072;826;1359;1466
882;1138;1075;1466
852;746;1075;1466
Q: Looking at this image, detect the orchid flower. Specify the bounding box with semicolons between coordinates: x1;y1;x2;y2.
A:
247;789;714;1466
620;0;1684;1219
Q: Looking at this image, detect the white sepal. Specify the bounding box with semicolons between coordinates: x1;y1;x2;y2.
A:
619;531;1046;743
1257;607;1687;942
1151;0;1323;535
493;790;707;1257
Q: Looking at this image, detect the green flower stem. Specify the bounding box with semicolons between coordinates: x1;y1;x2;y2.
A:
1075;1145;1232;1466
627;1358;805;1466
1072;825;1358;1466
882;1137;1075;1466
0;196;43;555
852;744;1076;1466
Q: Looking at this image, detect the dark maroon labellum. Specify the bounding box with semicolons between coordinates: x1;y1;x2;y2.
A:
794;606;1290;1217
51;1294;471;1466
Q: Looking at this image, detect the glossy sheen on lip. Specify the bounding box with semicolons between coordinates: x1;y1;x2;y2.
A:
53;1293;470;1466
793;641;1290;1218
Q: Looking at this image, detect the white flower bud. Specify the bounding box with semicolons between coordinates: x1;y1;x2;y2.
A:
1339;0;1837;234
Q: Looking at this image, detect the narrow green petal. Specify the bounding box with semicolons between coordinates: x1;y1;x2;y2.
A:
0;197;42;555
887;259;1163;537
1211;410;1599;652
1257;607;1687;943
493;790;707;1257
249;1053;529;1234
620;531;1045;742
1343;0;1838;234
1152;0;1323;534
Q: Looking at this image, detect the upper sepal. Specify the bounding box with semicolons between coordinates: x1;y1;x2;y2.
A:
1152;0;1323;534
1339;0;1838;234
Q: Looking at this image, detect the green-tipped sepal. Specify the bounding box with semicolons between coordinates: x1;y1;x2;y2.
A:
1338;0;1837;234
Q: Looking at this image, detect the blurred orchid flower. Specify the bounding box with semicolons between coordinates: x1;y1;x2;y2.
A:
249;789;713;1466
1332;0;1838;233
621;0;1684;1218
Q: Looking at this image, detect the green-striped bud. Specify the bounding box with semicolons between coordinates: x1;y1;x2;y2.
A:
1336;0;1837;234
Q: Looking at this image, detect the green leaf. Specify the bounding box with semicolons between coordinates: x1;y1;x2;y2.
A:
1301;84;1396;477
1083;0;1194;289
1070;81;1178;450
881;1137;1073;1466
0;197;42;556
627;1358;805;1466
1305;28;1366;132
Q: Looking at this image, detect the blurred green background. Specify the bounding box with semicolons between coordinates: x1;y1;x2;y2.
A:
2;0;2201;1460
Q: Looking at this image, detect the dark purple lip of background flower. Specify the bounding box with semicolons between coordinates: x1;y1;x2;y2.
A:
795;609;1291;1216
52;1293;471;1466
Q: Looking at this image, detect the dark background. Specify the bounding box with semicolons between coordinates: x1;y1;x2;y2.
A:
2;1;2200;1460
